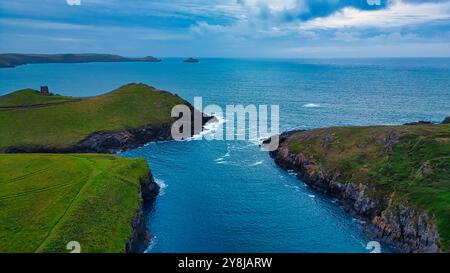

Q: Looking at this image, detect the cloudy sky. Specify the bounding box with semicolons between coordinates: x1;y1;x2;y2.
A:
1;0;450;57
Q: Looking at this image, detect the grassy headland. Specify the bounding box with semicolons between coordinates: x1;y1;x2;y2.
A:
0;154;152;253
274;123;450;251
0;53;161;68
0;89;78;108
0;83;188;151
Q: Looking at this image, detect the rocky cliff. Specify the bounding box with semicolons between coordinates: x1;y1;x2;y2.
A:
0;83;216;154
71;115;214;154
268;123;449;253
126;171;160;253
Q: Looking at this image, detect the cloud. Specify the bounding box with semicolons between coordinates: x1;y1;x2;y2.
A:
237;0;387;22
299;0;450;30
0;18;90;30
1;0;450;57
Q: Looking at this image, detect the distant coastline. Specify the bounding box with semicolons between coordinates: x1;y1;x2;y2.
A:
0;53;161;68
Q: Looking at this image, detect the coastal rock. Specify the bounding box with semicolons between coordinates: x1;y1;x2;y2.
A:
126;172;160;253
369;204;440;253
3;113;215;154
269;131;442;253
73;122;174;153
184;57;199;63
73;113;214;153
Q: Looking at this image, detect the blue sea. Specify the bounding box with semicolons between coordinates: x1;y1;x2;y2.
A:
1;58;450;253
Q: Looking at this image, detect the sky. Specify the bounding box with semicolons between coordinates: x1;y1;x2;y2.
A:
1;0;450;57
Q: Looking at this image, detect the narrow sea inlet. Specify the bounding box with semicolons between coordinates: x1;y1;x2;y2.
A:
121;139;372;252
1;58;449;252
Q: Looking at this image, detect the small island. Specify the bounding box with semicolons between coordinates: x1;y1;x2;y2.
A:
267;119;450;252
184;57;199;63
0;53;161;68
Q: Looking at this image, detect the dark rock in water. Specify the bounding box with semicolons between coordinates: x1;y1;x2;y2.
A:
184;57;199;63
442;116;450;124
403;121;433;126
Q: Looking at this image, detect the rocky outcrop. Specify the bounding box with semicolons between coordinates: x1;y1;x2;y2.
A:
73;122;174;153
268;132;441;253
126;172;160;253
442;116;450;124
3;115;215;154
184;57;199;63
73;113;214;153
369;204;440;253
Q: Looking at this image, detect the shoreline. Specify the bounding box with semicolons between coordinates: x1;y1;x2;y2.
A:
266;121;449;253
124;117;218;252
126;171;160;253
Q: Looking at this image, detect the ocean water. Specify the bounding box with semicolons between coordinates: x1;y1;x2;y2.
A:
2;58;450;252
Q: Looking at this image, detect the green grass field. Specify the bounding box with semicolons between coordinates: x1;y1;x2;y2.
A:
0;83;186;151
0;89;78;108
0;153;150;253
286;124;450;250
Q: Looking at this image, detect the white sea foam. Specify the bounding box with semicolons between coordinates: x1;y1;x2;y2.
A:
215;149;231;163
183;115;225;141
248;160;263;166
204;115;225;131
144;237;157;253
284;184;299;190
248;135;270;146
308;194;316;198
302;103;321;108
216;160;231;165
155;178;167;195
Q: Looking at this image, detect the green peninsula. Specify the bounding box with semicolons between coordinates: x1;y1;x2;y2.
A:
0;83;196;152
270;122;450;252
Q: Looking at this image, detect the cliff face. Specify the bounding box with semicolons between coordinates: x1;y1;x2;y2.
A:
268;126;448;253
72;115;215;154
0;83;215;153
126;172;160;253
73;122;174;153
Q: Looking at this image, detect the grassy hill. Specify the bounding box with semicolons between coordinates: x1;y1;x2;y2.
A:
277;123;450;251
0;89;78;108
0;154;151;253
0;83;187;151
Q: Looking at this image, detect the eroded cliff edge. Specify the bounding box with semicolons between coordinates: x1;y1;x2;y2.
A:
126;171;160;253
267;120;450;253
